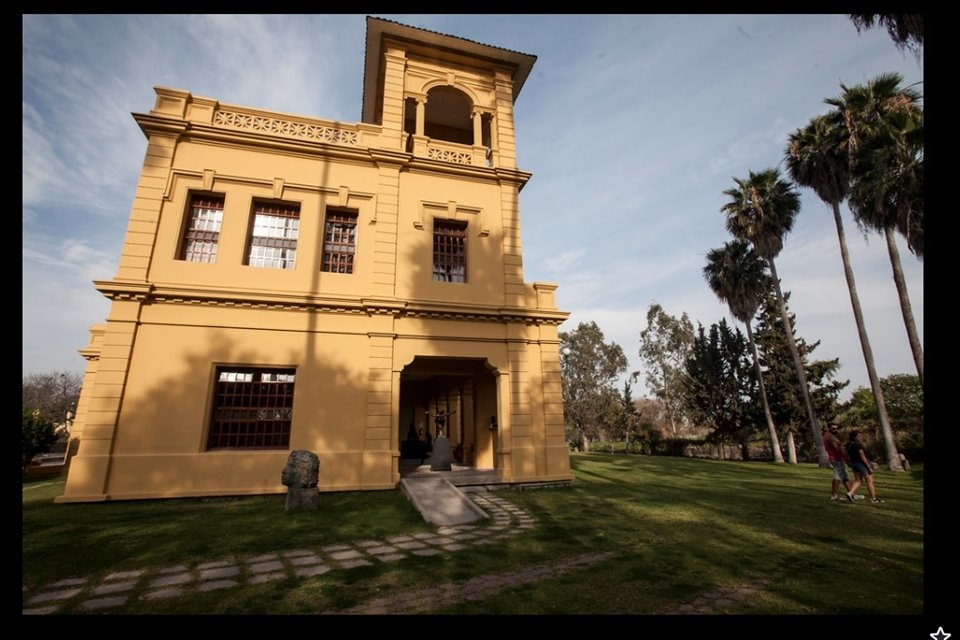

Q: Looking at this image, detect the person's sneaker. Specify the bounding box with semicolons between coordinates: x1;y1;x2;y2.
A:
871;498;884;503
845;493;855;502
830;495;839;501
855;494;866;500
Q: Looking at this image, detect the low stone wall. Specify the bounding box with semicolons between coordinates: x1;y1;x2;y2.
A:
25;463;65;479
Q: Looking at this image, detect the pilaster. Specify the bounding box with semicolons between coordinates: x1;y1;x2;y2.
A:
115;131;178;282
57;299;145;503
362;331;396;487
379;46;408;150
493;71;517;169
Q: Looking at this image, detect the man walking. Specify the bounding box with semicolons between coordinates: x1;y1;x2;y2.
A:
823;423;853;501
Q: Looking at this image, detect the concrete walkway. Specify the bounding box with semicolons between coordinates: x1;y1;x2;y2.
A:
400;476;489;526
22;489;536;615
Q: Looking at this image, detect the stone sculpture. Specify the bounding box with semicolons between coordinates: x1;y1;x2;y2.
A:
281;449;319;511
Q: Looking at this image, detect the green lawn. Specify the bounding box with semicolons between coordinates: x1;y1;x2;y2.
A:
22;454;923;614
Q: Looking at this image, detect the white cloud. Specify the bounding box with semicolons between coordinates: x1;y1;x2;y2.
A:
706;115;792;178
542;248;587;274
24;237;117;283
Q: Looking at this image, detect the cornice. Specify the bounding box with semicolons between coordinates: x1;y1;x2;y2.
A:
94;280;154;301
493;166;533;184
133;113;189;138
94;281;567;325
78;347;100;361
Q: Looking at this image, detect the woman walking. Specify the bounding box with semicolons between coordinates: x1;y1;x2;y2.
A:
845;430;883;504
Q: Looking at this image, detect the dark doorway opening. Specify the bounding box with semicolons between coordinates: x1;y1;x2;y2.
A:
398;357;498;475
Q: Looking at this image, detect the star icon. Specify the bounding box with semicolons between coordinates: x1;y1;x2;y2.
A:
931;628;951;640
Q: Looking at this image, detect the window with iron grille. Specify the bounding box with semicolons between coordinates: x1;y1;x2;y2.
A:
207;367;296;450
433;220;467;283
321;209;358;273
247;202;300;269
180;195;224;262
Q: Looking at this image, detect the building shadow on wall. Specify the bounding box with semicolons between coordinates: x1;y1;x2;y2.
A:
114;328;367;497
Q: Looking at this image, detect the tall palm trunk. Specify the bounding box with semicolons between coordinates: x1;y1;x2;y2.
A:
832;204;903;470
744;321;784;462
767;259;830;467
786;429;797;464
884;226;924;386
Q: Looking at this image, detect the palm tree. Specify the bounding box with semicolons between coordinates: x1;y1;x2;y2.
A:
786;115;903;471
849;109;923;259
704;241;784;463
849;14;923;58
825;74;923;388
721;169;829;467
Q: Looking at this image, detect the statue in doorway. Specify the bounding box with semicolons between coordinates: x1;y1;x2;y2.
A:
429;410;456;472
433;409;456;438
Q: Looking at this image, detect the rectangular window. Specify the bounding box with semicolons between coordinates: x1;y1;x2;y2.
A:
180;195;224;263
247;202;300;269
207;366;296;450
433;219;467;283
321;209;358;274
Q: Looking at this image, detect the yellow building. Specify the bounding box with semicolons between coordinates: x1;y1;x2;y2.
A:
58;17;571;503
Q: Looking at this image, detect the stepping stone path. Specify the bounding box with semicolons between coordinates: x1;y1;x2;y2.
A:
660;577;774;614
326;551;617;614
24;488;774;615
22;489;532;615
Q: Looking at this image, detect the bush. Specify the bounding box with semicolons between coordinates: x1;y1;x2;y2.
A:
22;408;56;473
895;429;923;464
657;436;707;457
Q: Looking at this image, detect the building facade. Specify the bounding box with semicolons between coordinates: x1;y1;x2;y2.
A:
58;18;571;503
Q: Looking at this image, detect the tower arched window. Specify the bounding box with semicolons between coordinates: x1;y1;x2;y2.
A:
424;86;473;145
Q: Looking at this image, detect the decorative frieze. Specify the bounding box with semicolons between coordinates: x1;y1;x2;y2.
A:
427;145;473;165
213;110;359;146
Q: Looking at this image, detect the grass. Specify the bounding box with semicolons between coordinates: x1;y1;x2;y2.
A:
22;454;923;615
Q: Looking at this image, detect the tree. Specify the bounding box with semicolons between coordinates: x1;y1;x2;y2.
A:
682;320;758;459
560;321;628;451
22;371;83;430
721;168;830;467
632;396;670;454
23;408;57;473
638;303;694;434
613;373;647;450
849;14;923;58
704;240;783;462
839;374;923;461
851;107;923;255
785;113;902;472
872;373;923;428
754;288;848;463
825;73;923;390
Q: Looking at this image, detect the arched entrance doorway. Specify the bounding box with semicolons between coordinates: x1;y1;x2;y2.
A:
398;357;498;474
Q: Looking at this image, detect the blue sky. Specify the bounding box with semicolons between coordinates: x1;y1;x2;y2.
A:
22;15;923;401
